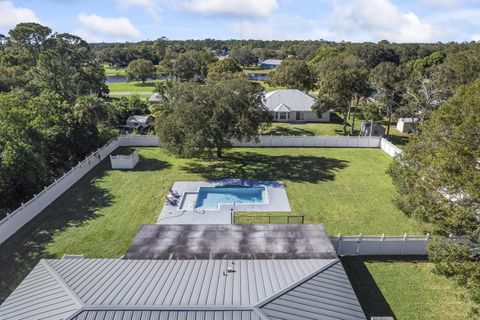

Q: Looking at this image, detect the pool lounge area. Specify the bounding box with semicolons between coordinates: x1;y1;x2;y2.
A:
157;180;291;224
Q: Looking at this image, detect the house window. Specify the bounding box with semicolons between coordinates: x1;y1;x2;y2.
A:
296;112;304;121
279;112;288;120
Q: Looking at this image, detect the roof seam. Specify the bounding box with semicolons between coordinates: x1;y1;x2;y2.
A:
79;305;257;311
41;260;85;308
254;259;340;308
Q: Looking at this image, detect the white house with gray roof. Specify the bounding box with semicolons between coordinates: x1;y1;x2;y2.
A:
264;89;331;123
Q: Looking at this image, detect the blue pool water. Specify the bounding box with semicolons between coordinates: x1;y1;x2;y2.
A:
194;187;265;209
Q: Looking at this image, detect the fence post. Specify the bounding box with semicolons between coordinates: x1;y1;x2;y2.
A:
378;233;385;255
356;233;362;255
401;233;408;256
337;233;342;254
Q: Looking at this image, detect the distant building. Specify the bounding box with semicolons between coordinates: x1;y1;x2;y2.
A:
264;89;330;123
360;121;386;137
259;59;282;69
148;93;163;104
396;118;418;133
126;115;153;130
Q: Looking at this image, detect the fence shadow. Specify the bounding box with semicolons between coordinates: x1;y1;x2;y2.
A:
182;152;348;183
263;126;315;136
341;257;397;319
0;159;114;304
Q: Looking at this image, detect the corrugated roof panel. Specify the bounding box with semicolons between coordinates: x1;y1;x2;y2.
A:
71;310;261;320
48;259;333;308
260;261;366;320
264;89;316;112
0;261;81;320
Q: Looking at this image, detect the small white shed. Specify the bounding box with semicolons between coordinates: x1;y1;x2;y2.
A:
110;150;139;169
396;118;418;133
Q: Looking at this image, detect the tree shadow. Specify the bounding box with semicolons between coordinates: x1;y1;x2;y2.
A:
264;126;315;136
341;256;397;319
135;156;171;171
182;152;348;183
0;159;115;304
386;135;410;146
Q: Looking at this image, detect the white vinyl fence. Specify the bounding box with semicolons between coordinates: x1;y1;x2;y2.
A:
232;135;382;148
0;135;158;245
380;138;403;157
331;234;430;256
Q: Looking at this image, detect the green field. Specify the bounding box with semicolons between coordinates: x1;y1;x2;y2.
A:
344;257;474;319
108;80;162;93
104;64;126;76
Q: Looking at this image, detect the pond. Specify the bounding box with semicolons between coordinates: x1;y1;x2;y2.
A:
106;75;173;84
247;73;269;81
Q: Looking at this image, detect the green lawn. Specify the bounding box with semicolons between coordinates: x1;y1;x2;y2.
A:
343;257;474;319
0;147;425;303
262;113;411;146
108;80;162;93
104;64;126;76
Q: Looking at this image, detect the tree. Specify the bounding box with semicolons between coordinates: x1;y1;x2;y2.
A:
389;80;480;313
126;59;155;83
31;33;107;103
267;59;315;91
314;54;370;135
369;62;404;137
435;48;480;93
156;78;271;157
158;51;215;81
206;59;242;81
8;23;51;64
111;95;149;124
229;46;258;67
401;68;446;128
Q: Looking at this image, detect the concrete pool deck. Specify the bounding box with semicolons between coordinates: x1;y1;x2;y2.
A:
157;180;291;225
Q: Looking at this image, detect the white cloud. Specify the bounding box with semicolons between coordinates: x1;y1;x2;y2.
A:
115;0;162;20
332;0;437;42
77;13;140;40
0;1;39;28
472;34;480;41
420;0;462;6
178;0;278;17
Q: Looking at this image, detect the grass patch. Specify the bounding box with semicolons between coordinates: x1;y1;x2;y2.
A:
343;257;474;319
108;80;162;93
104;64;126;77
252;80;286;92
262;112;411;146
0;147;423;303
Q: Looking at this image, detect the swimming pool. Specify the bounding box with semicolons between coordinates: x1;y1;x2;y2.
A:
194;186;265;209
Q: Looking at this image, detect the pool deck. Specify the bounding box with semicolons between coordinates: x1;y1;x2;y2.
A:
157;180;291;225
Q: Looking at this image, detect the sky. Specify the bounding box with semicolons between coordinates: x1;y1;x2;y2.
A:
0;0;479;43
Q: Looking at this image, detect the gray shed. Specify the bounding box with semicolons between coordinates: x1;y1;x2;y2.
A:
148;92;163;104
360;121;386;137
126;115;153;129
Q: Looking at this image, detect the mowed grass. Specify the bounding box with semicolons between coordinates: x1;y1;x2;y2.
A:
108;80;162;93
104;65;126;76
0;147;424;303
262;113;411;146
343;257;474;320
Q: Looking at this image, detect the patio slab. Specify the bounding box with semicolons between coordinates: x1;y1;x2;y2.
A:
157;180;291;225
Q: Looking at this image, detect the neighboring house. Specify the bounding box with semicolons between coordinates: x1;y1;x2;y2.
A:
0;224;366;320
264;89;330;123
396;118;418;133
148;93;163;104
259;59;282;69
360;121;386;137
126;115;153;129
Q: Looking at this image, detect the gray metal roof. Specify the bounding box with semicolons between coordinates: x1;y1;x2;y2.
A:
0;258;365;320
72;310;261;320
264;89;316;112
260;59;282;65
260;260;366;319
0;260;82;320
125;224;337;260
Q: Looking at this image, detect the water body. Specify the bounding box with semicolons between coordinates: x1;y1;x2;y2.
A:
106;73;269;83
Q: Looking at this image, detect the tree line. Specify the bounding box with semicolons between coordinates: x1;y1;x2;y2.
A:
0;23;149;214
